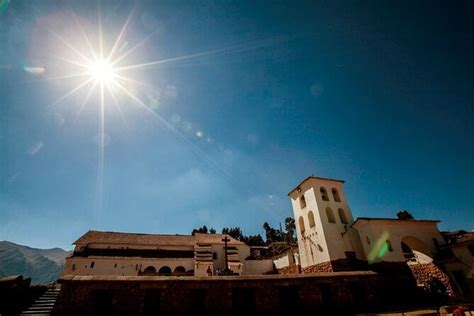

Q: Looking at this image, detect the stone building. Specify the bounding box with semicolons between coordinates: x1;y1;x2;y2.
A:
63;231;273;277
288;175;472;297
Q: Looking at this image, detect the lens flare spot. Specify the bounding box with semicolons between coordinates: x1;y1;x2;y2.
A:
24;66;46;75
196;130;204;138
27;141;44;155
367;231;390;263
0;0;9;14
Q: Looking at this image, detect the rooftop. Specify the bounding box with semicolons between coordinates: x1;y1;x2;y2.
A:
73;230;244;247
352;217;440;227
288;175;345;196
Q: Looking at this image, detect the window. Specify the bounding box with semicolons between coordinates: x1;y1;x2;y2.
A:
72;264;76;271
158;266;172;275
308;211;316;228
143;266;157;275
299;216;306;235
326;207;335;223
174;266;186;274
90;261;95;268
338;208;348;224
366;236;371;245
320;187;329;201
114;263;118;268
386;240;393;252
299;195;306;208
332;188;341;202
401;242;415;260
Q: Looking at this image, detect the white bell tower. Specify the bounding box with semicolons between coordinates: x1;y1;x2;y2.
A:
288;176;362;271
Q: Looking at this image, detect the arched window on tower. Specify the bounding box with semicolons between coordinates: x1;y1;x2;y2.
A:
308;211;316;228
320;187;329;201
300;194;306;209
332;188;341;202
338;208;348;224
299;216;306;235
326;207;336;223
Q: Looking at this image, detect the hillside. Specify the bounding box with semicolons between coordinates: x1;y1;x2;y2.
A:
0;241;70;284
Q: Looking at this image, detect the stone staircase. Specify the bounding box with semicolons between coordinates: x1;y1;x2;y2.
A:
20;287;60;315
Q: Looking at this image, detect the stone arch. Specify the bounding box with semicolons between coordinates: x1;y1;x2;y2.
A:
401;236;433;263
320;187;329;201
158;266;172;275
298;216;306;235
338;208;348;224
308;210;316;228
142;266;157;276
331;188;341;202
326;207;336;223
174;266;186;275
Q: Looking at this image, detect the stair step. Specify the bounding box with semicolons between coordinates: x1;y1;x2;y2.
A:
20;313;51;315
25;306;54;311
31;303;55;307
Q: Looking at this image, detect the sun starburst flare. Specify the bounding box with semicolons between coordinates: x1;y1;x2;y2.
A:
40;8;240;227
37;6;294;227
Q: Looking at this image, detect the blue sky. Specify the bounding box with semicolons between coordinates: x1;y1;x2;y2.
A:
1;1;473;250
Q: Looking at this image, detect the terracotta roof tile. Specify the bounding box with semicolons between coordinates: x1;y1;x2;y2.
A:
74;230;195;247
73;231;246;247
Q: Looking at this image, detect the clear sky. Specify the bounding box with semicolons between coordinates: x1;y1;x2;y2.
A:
1;1;473;250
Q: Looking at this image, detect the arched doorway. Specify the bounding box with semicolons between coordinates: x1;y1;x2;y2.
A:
158;266;172;275
400;236;433;263
142;266;157;276
173;266;186;275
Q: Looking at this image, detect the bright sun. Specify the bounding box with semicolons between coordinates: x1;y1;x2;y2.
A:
87;59;116;85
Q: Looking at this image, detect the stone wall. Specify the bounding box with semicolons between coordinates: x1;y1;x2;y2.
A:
277;264;301;275
302;261;333;273
408;262;455;297
54;272;395;315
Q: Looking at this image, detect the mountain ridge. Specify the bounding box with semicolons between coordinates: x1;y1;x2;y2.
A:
0;241;71;284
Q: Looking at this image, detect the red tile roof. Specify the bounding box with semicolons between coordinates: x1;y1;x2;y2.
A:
73;231;245;247
74;230;195;247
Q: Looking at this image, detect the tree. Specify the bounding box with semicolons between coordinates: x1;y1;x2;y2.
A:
245;234;265;246
222;227;244;241
284;217;297;244
397;210;414;220
263;222;284;243
191;225;208;235
209;228;216;234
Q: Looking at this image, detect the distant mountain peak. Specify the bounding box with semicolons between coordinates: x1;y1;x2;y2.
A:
0;241;71;285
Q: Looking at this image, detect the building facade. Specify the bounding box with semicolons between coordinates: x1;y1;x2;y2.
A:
63;231;273;277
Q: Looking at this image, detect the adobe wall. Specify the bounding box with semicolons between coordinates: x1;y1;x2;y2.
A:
53;271;424;315
408;262;455;297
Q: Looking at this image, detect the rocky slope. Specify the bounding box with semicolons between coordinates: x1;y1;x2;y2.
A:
0;241;70;284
